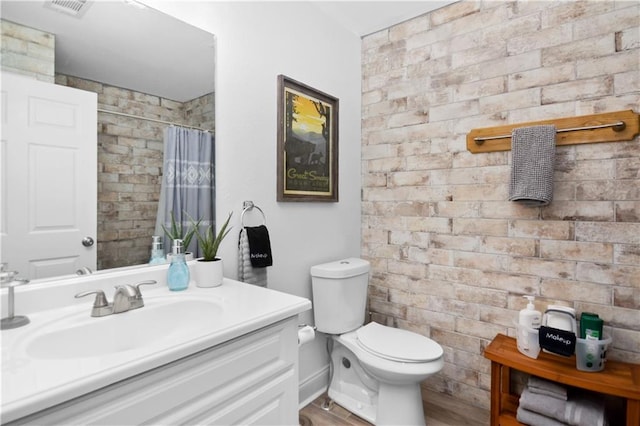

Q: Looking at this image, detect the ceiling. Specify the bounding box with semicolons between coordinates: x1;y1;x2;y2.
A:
1;1;454;101
311;1;454;36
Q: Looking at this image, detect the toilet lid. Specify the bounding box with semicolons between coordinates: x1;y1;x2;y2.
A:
356;322;443;363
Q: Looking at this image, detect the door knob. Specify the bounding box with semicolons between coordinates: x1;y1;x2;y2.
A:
82;236;95;247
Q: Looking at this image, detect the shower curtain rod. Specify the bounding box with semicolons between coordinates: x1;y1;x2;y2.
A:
97;108;211;132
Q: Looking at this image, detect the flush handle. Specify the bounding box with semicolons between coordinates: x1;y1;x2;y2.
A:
82;236;95;247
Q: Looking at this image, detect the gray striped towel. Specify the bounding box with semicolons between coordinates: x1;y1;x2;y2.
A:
509;125;556;206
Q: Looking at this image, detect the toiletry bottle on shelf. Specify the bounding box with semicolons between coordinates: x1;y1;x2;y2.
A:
580;312;603;340
167;239;189;291
517;295;542;356
519;295;541;329
149;235;165;264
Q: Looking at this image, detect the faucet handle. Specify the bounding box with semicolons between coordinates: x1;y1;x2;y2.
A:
134;280;157;296
0;270;19;285
128;280;157;309
75;289;109;307
75;290;112;317
1;272;30;330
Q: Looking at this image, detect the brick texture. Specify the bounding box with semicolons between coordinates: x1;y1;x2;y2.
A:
57;75;214;269
1;20;55;82
362;0;640;410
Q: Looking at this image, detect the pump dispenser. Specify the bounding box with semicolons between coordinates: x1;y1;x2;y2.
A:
517;295;542;357
167;239;189;291
149;235;165;264
519;295;541;329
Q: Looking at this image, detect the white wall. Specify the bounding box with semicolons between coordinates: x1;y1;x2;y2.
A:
144;1;363;402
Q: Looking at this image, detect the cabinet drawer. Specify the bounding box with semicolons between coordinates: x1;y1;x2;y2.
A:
9;318;299;426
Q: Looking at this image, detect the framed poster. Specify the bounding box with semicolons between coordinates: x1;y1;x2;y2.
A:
277;75;338;202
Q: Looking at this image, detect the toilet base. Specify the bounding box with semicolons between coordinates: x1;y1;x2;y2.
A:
328;386;376;424
377;382;425;426
329;381;426;426
328;340;378;423
328;336;429;425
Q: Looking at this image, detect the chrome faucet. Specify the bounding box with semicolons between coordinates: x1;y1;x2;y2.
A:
75;280;157;317
1;263;30;330
112;284;138;314
76;266;93;275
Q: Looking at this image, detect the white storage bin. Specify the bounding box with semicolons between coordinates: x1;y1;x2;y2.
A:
575;335;611;372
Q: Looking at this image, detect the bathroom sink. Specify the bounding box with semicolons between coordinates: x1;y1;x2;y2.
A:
25;298;223;359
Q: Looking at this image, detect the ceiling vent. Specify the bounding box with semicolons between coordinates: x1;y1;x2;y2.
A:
43;0;91;18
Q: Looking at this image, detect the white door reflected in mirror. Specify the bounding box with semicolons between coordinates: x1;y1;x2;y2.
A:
1;73;97;280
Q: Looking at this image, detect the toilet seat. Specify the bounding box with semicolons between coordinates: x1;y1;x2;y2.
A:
356;322;443;363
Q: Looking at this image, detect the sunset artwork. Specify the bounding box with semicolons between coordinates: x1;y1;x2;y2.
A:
291;91;326;138
277;76;338;202
283;88;332;194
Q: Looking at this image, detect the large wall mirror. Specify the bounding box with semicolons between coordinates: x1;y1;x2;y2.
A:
1;0;215;280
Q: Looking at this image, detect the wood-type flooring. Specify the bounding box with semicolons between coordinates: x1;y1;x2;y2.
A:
299;389;490;426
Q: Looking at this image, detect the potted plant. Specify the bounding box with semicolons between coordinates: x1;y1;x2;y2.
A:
162;211;199;261
192;212;233;287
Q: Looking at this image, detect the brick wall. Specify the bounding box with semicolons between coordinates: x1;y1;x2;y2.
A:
1;19;55;82
361;0;639;409
57;75;215;270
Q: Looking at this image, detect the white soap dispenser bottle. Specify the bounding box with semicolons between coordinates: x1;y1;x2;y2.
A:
517;295;542;358
519;295;541;329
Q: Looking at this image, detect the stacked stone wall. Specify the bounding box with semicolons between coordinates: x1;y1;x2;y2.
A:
1;19;55;82
361;0;639;409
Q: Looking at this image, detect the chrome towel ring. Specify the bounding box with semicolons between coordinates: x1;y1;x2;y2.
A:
241;201;266;227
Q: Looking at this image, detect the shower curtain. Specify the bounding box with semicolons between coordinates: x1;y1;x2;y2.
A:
155;126;215;258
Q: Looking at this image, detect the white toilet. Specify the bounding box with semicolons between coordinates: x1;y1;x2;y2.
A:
311;258;444;426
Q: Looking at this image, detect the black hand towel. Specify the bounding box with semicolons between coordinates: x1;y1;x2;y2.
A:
245;225;273;268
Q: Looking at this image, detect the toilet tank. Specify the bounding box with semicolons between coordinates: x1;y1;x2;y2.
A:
311;258;370;334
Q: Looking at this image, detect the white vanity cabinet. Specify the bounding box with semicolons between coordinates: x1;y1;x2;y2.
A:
7;318;299;425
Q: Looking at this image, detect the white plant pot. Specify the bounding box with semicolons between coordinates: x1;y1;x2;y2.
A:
194;258;223;288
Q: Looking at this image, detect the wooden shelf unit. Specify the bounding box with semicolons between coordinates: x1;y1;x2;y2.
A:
484;334;640;426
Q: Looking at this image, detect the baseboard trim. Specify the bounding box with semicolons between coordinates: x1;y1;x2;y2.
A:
298;365;329;409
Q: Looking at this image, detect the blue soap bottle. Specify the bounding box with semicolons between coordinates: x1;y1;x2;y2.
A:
167;239;189;291
149;235;166;264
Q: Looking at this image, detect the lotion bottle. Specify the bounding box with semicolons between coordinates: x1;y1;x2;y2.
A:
519;295;541;329
517;295;542;354
167;239;189;291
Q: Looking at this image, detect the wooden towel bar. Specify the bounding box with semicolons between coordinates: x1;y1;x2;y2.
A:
467;110;640;154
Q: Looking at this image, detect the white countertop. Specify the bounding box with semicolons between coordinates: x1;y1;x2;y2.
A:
1;279;311;423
